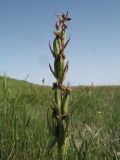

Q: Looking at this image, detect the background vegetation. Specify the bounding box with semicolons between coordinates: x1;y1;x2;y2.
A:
0;76;120;160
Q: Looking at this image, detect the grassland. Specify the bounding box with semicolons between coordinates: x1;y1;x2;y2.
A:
0;76;120;160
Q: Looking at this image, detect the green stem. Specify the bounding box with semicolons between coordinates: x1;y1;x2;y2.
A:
58;137;68;160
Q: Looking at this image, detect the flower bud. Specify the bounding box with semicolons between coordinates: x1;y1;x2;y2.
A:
62;91;70;113
53;38;60;57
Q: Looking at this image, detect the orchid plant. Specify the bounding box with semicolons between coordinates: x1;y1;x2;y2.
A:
47;12;71;160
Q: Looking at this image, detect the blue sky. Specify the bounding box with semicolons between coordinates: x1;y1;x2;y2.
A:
0;0;120;85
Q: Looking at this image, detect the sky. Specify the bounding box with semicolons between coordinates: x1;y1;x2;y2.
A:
0;0;120;86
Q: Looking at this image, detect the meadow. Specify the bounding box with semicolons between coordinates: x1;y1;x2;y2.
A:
0;76;120;160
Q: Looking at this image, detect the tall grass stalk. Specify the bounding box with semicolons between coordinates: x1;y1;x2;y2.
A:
48;12;71;160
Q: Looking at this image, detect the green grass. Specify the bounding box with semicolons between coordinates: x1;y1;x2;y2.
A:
0;76;120;159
